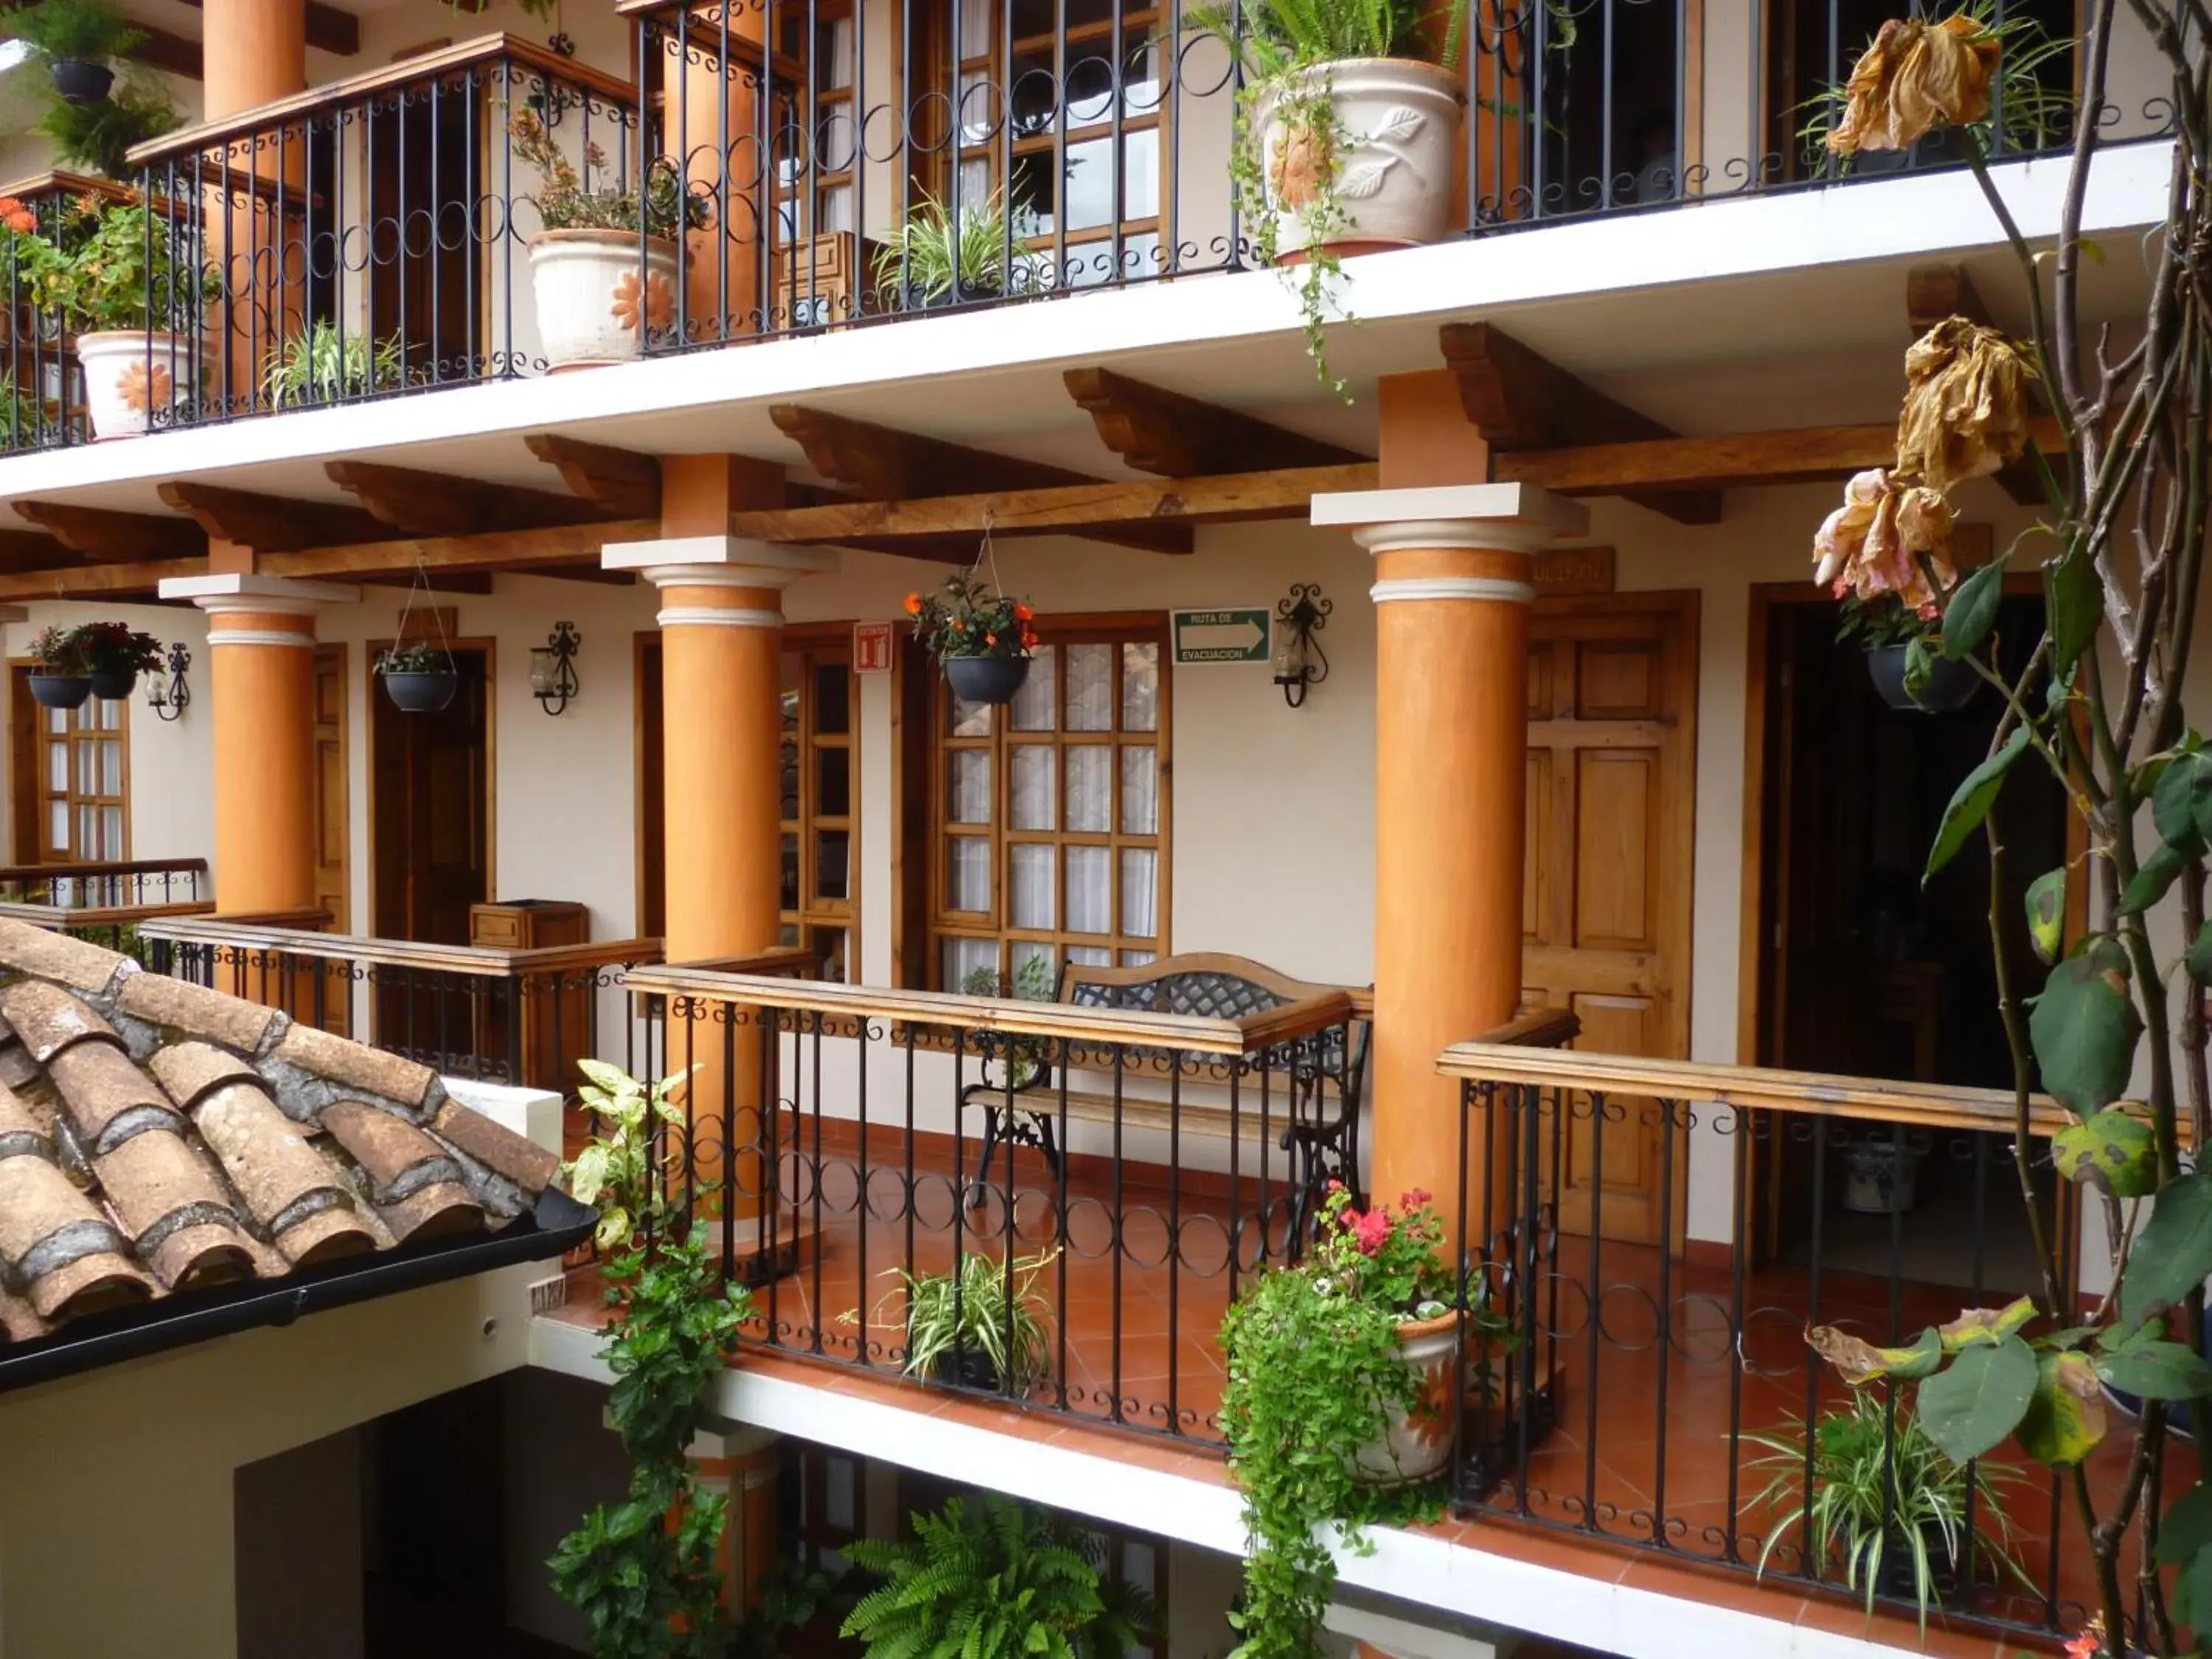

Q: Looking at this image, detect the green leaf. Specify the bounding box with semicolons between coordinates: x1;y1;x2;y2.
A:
2014;1350;2107;1465
1924;726;2032;881
2175;1544;2212;1633
2188;922;2212;986
2122;841;2189;916
2122;1174;2212;1332
2048;545;2100;675
1939;557;2006;660
1806;1324;1944;1385
1904;635;1935;699
2025;867;2067;964
1916;1335;2039;1461
2053;1111;2158;1198
1938;1296;2039;1352
2154;748;2212;853
2157;1482;2212;1565
2096;1339;2212;1401
2028;947;2142;1116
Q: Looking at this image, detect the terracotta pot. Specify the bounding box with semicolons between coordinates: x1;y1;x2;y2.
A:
526;230;679;369
76;330;192;440
1350;1309;1457;1486
1248;58;1466;262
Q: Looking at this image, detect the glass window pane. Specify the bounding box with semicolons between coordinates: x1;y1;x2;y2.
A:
1065;846;1110;933
815;830;850;902
49;801;66;850
1010;644;1056;731
780;737;800;821
1009;745;1056;830
1121;643;1158;731
76;804;94;858
780;832;800;910
100;740;119;797
944;935;998;992
1119;747;1156;835
44;706;64;734
1009;939;1056;992
1066;644;1111;730
1065;945;1110;967
948;750;992;824
813;662;850;734
1120;848;1158;937
950;689;992;739
1065;745;1110;832
947;836;990;912
46;743;65;791
815;745;851;817
1009;843;1055;929
1120;948;1156;967
819;928;851;984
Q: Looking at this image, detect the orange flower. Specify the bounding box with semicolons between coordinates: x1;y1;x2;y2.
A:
984;632;998;647
1019;626;1038;650
903;593;922;615
4;212;31;234
1014;602;1034;622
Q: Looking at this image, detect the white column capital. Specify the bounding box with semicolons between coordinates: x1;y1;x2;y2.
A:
602;535;839;588
1311;482;1590;555
161;574;358;647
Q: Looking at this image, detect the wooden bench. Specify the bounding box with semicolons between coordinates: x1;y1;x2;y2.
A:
960;952;1371;1239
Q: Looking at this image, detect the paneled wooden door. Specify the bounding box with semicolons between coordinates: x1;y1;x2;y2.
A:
1522;592;1699;1248
310;644;351;1035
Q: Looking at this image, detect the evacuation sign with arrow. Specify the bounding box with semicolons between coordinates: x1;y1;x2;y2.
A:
1171;608;1271;664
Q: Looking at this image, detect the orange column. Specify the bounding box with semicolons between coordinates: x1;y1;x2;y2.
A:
200;0;308;409
678;13;765;341
1311;481;1585;1234
161;575;354;919
201;0;306;119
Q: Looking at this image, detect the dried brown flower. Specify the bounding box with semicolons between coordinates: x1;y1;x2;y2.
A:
1829;14;2001;156
1896;315;2032;490
1812;467;1960;613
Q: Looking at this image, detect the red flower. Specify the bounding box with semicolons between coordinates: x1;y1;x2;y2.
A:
1346;1207;1391;1256
1399;1188;1432;1209
903;593;922;615
1014;602;1034;622
984;632;998;647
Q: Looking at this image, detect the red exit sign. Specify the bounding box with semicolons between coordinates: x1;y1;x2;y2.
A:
854;621;894;675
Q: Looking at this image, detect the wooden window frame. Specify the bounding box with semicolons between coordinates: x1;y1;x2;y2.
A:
772;0;860;248
781;627;860;979
20;676;130;864
923;612;1170;990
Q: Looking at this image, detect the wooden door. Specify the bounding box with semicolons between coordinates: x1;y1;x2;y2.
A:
1523;593;1699;1247
365;78;477;381
308;644;351;1034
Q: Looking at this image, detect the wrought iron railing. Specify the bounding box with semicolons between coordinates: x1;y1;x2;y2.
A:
0;171;139;456
1438;1040;2103;1642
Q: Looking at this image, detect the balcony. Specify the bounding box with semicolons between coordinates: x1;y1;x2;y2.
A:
0;0;2110;458
111;918;2147;1646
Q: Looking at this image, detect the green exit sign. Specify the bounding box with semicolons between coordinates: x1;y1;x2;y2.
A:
1172;608;1271;664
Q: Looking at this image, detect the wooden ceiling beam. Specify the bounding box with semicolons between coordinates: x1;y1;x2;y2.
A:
172;0;361;57
325;459;622;537
1905;265;2042;506
768;403;1192;554
1062;367;1367;476
158;481;394;553
524;433;662;519
0;531;81;577
1440;322;1724;526
257;518;657;580
1495;417;2068;495
0;555;204;600
12;501;206;562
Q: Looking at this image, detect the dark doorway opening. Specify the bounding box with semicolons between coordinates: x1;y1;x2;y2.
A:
1753;594;2067;1290
366;74;481;386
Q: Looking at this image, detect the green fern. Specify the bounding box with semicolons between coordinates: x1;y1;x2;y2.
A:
841;1495;1152;1659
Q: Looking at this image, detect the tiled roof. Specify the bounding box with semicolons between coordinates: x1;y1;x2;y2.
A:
0;919;566;1349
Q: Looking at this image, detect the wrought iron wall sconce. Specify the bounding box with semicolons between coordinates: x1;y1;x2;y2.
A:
1272;585;1330;709
145;641;190;723
531;622;581;716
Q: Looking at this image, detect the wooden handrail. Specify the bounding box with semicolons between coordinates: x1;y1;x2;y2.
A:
136;917;662;978
0;900;212;928
627;966;1355;1057
1435;1042;2074;1135
0;171;139;206
0;857;208;883
131;33;637;167
1472;1006;1581;1048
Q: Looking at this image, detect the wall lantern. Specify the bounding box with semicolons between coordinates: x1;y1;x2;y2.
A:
1272;584;1330;709
531;622;581;716
145;641;190;723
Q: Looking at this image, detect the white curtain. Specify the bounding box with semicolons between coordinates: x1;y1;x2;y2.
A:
1066;747;1110;832
1011;745;1056;829
1066;846;1110;933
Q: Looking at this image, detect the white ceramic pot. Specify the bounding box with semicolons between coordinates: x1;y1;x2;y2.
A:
1248;58;1466;261
1351;1310;1458;1486
76;330;192;439
527;230;680;369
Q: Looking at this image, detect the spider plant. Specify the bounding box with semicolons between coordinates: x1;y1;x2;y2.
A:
877;189;1014;308
260;321;408;408
879;1249;1057;1393
1742;1388;2033;1633
1795;1;2076;172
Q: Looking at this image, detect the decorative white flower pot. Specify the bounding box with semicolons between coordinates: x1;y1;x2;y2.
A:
526;230;680;370
76;330;192;440
1249;58;1466;262
1351;1310;1458;1486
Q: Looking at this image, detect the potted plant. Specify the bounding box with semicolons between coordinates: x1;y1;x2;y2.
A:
1743;1388;2030;1632
880;1248;1056;1393
261;320;408;408
1841;1134;1921;1214
877;190;1015;312
18;200;210;440
27;625;91;709
1186;0;1466;395
841;1493;1151;1659
1217;1183;1461;1659
36;77;178;180
374;641;459;714
905;572;1037;705
1814;467;1986;712
510;108;698;370
74;621;162;700
1842;594;1980;713
3;0;144;105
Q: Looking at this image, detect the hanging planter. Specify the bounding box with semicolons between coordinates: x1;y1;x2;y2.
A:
72;621;164;700
27;671;91;709
26;624;91;708
905;524;1037;709
1865;643;1980;713
49;58;112;104
376;563;460;713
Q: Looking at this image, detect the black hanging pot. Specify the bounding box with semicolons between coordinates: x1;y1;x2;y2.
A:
87;666;139;700
381;669;459;714
1865;644;1980;714
28;673;91;710
942;655;1029;705
50;60;114;105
